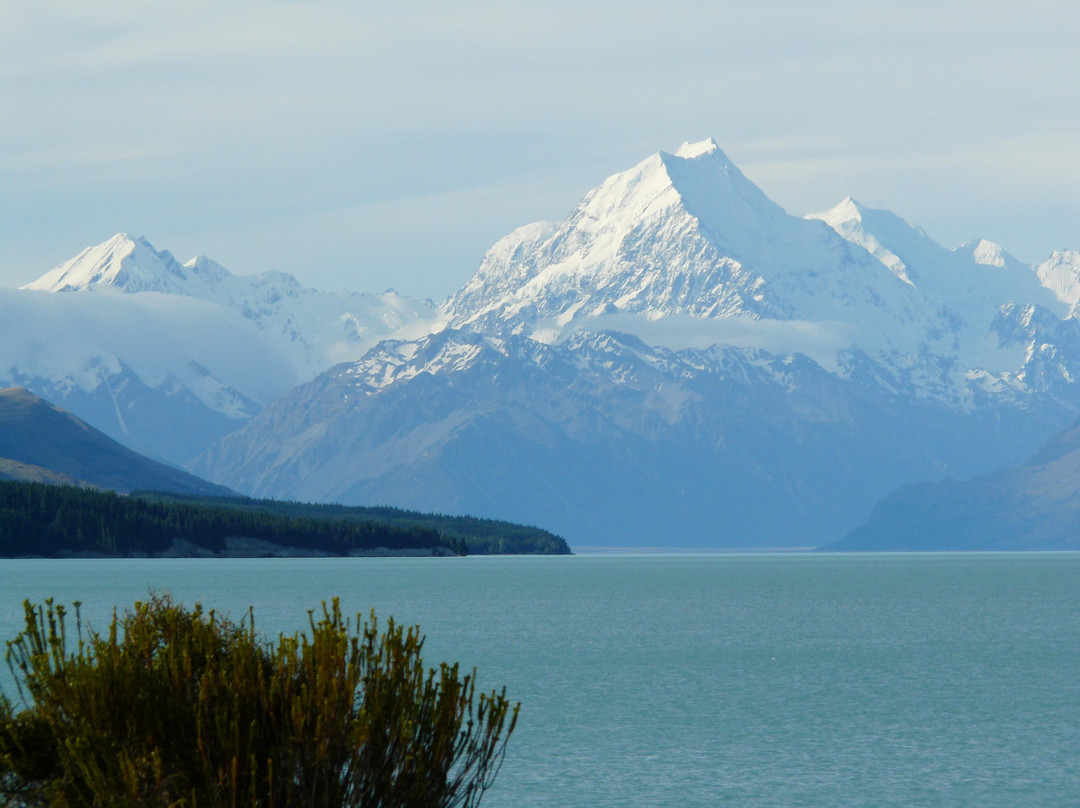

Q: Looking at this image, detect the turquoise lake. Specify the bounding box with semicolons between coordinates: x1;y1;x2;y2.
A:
1;553;1077;807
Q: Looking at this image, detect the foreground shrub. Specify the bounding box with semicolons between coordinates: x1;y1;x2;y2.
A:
0;596;517;808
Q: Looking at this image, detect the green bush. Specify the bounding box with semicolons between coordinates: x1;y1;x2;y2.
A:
0;596;517;808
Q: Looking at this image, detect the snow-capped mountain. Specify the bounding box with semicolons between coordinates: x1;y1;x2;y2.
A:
807;197;1068;370
24;233;444;379
24;233;214;295
445;140;1080;389
447;139;947;368
192;139;1080;546
1033;250;1080;316
443;138;1080;407
4;235;442;464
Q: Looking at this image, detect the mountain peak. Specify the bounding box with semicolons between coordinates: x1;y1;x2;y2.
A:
21;233;164;293
447;138;947;360
0;386;44;406
962;238;1009;267
184;254;234;286
810;196;867;228
102;232;142;249
447;139;792;332
20;234;247;298
673;137;723;160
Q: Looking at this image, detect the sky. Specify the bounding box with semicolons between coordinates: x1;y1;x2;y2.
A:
1;1;1079;299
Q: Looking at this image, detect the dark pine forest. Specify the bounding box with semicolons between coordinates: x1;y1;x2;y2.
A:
0;481;565;557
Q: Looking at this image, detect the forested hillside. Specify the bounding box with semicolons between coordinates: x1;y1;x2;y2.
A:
0;482;458;557
0;482;572;557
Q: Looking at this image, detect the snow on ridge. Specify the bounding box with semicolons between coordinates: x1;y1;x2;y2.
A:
22;233;148;292
344;329;499;393
446;138;777;330
807;198;913;286
1034;250;1080;308
17;232;446;384
174;361;261;420
814;197;1075;344
966;238;1008;268
450;137;947;368
331;318;1025;422
808;196;864;229
183;254;234;286
674;138;722;159
444;136;1080;391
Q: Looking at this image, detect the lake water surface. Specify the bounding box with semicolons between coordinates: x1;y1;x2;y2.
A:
1;553;1077;807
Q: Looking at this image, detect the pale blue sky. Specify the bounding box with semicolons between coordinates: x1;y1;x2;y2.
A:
2;1;1078;297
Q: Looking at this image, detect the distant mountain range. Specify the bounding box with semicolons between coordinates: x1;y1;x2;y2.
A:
8;139;1080;548
3;235;441;465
